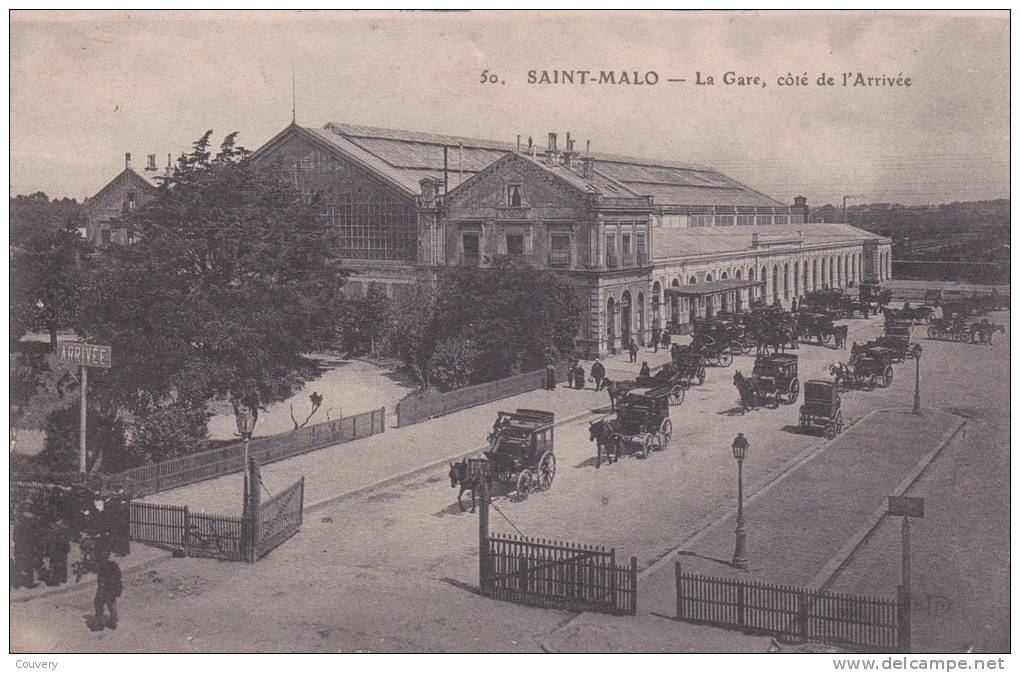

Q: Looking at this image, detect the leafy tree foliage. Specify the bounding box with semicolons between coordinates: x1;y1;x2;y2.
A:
72;131;348;465
387;258;581;390
9;193;89;345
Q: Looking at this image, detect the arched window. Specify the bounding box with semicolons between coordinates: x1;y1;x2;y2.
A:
689;276;697;284
812;259;818;290
721;271;728;280
793;261;800;296
783;263;790;300
772;266;779;300
651;281;662;327
705;273;713;282
735;269;742;280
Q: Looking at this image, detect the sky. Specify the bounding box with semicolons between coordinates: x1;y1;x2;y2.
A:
9;10;1010;207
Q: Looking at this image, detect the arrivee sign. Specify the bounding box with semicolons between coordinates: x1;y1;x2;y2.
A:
58;342;112;369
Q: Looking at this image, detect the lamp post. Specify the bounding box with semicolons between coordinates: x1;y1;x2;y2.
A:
731;433;750;570
912;344;923;415
235;404;257;562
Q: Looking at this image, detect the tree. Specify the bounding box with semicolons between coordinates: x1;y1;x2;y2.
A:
9;194;90;346
74;131;348;464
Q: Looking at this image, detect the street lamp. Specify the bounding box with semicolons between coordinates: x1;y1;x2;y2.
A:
731;433;750;570
234;404;258;562
912;344;923;415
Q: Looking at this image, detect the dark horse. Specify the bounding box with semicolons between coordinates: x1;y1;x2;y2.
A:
449;460;488;513
588;417;621;468
733;370;764;412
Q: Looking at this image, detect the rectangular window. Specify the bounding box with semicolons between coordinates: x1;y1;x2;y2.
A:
606;235;617;267
622;234;631;259
791;214;805;224
506;233;525;256
717;215;735;227
757;215;774;225
774;214;789;225
636;233;647;265
737;215;755;226
549;234;571;267
691;214;713;227
507;184;522;207
462;233;480;263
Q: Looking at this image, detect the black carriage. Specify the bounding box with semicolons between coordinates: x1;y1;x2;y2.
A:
797;311;839;345
852;346;895;388
798;380;844;439
607;386;673;461
751;353;800;406
861;282;893;307
802;289;851;318
926;317;970;342
637;364;689;407
690;333;734;367
483;409;556;499
878;320;920;361
693;318;751;355
671;348;708;387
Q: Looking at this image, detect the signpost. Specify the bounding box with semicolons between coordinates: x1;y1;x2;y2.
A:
58;342;112;479
888;495;924;652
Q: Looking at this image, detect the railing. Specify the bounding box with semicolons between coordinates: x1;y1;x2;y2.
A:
674;563;902;652
395;365;567;428
113;407;385;496
482;533;637;615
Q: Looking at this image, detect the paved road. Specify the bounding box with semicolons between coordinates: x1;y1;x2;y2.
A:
12;309;1009;652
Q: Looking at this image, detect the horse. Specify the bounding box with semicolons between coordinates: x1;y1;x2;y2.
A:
833;325;849;349
732;371;760;413
449;460;485;513
588;418;621;468
603;378;629;410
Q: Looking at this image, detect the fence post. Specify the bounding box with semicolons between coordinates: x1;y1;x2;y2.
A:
797;589;809;642
737;582;746;631
352;414;358;438
608;548;617;612
675;561;682;619
897;584;912;653
184;506;191;558
380;407;385;431
629;556;638;615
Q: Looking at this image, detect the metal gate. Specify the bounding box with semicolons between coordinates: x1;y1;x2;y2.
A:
255;477;304;559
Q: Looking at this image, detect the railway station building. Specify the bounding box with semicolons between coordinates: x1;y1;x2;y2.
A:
251;122;893;358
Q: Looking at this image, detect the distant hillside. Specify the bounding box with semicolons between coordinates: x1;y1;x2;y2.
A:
810;199;1009;263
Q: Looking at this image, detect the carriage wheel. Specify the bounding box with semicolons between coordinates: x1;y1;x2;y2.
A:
786;378;800;404
718;352;733;368
537;451;556;491
457;488;475;513
669;384;686;406
824;422;837;439
515;470;534;499
697;367;706;385
881;366;893;388
657;419;672;451
927;326;938;340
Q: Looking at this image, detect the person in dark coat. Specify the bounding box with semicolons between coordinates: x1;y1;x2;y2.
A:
46;519;71;586
93;552;122;630
627;340;639;363
638;361;651;379
661;331;672;349
573;363;586;389
591;359;606;391
651;327;662;353
12;508;40;589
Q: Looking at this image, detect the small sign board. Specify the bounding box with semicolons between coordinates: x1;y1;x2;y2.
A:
888;496;924;518
467;458;491;479
58;342;112;369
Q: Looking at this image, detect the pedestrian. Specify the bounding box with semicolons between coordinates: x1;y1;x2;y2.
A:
92;551;122;631
12;508;39;589
573;363;586;389
628;340;638;363
591;359;606;391
651;326;661;353
46;518;71;586
639;361;651;379
661;331;671;350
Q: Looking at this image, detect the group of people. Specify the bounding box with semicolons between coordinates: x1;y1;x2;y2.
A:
11;489;130;631
567;359;608;391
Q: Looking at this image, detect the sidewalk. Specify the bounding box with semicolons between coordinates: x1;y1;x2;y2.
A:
144;383;613;515
544;409;965;652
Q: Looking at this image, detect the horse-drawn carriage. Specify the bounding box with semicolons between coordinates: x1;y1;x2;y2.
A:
693;318;751;355
851;346;895;388
449;409;555;511
798;380;844;439
588;386;673;468
878;320;921;361
733;353;800;410
690;333;734;367
860;282;893;308
883;302;934;325
926;317;970;342
797;311;844;345
637;364;690;406
801;289;851;318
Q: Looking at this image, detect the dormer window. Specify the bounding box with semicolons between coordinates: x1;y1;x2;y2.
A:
507;184;523;207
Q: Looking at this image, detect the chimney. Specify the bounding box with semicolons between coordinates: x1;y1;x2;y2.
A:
124;152;131;169
793;196;807;208
582;156;595;180
516;134;521;151
146;153;157;171
562;133;577;169
546;132;559;166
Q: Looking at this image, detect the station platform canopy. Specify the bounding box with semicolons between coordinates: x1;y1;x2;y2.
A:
664;279;765;297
